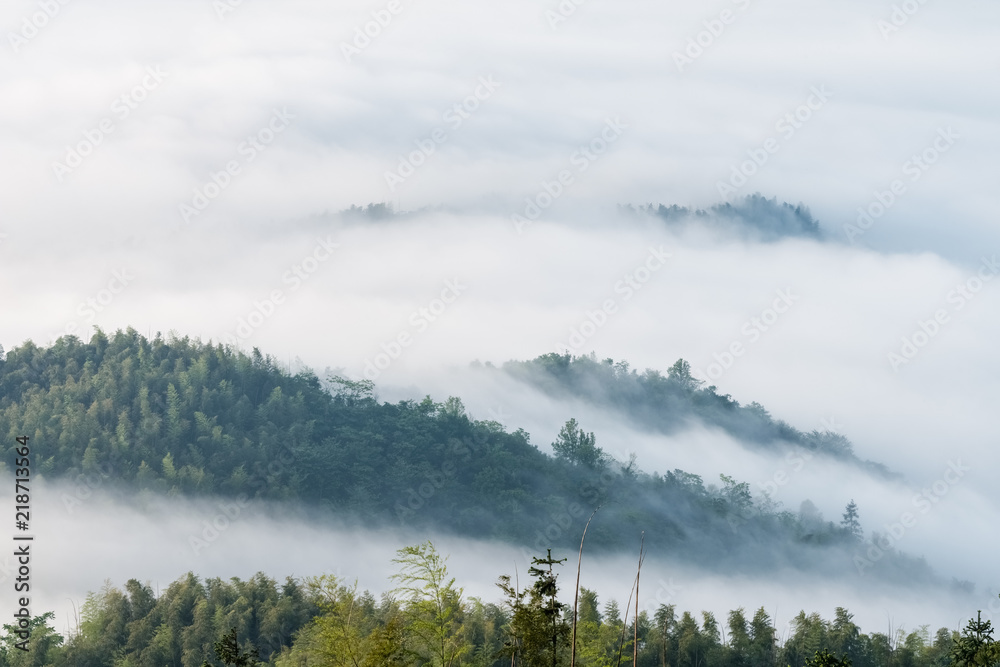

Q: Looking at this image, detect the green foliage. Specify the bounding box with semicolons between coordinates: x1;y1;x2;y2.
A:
551;419;606;469
951;611;999;667
322;374;375;403
0;612;63;667
633;194;823;241
667;359;704;393
0;332;928;579
719;475;752;515
805;648;852;667
49;572;311;667
391;541;469;667
496;551;571;667
11;545;992;667
206;628;259;667
527;550;569;667
502;354;889;477
841;501;863;541
274;575;403;667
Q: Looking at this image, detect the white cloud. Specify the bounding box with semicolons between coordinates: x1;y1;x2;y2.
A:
1;0;997;638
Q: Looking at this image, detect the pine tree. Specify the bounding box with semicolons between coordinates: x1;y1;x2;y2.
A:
951;611;999;667
498;550;571;667
841;500;863;540
529;550;569;667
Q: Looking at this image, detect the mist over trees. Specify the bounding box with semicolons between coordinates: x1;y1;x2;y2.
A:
500;354;893;478
619;194;824;242
0;330;933;581
2;542;995;667
333;195;823;244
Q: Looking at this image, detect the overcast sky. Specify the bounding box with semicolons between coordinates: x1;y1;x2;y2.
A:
1;0;998;638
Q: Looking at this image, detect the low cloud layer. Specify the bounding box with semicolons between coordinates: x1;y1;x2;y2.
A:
1;0;997;639
1;0;998;257
15;476;993;640
3;211;999;600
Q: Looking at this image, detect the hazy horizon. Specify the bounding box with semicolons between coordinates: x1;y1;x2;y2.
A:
2;0;997;648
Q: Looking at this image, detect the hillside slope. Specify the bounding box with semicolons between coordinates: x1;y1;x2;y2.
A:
0;329;928;581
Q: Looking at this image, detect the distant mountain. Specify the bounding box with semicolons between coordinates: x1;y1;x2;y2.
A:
0;330;929;583
621;194;823;241
332;194;823;242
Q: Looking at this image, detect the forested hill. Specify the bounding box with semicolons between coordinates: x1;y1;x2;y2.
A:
0;330;924;580
500;354;895;478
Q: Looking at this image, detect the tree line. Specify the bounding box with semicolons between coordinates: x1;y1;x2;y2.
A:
500;354;892;478
1;542;996;667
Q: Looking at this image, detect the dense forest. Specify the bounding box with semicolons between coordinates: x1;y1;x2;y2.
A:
499;354;892;478
0;330;929;579
1;542;996;667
